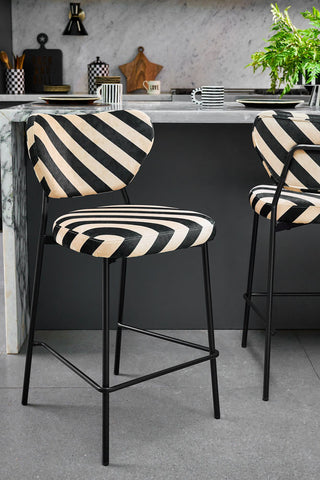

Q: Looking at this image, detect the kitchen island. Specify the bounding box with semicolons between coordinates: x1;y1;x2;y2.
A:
1;100;318;353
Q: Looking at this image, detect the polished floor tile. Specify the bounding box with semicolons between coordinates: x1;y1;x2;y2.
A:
1;227;320;478
1;329;320;479
296;331;320;379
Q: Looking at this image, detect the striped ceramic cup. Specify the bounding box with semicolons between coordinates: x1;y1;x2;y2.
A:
97;83;123;104
191;86;224;109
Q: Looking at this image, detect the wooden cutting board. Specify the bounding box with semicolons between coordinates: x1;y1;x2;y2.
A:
119;47;162;93
23;33;63;93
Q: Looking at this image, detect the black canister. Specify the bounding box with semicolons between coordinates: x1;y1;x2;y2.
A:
88;57;109;94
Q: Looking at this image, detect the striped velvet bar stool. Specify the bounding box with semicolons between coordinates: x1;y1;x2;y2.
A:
22;110;220;465
242;110;320;401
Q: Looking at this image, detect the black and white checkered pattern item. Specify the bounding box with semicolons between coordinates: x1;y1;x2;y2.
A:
88;62;109;94
5;69;25;94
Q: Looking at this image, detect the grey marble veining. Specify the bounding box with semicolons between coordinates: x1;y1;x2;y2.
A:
11;0;318;94
0;110;30;353
0;104;108;353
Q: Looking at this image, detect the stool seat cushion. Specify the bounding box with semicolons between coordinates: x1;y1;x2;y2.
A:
250;184;320;224
53;205;215;259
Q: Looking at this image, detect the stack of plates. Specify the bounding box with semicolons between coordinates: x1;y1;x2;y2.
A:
95;76;121;85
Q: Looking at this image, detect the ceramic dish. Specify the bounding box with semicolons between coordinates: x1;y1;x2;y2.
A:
40;95;100;105
236;98;304;109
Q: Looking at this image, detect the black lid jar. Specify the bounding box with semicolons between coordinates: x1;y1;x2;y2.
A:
88;56;109;94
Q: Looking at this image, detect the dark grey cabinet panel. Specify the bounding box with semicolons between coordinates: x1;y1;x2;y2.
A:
26;123;320;330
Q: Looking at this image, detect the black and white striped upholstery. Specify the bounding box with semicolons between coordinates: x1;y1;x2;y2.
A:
53;205;215;259
253;110;320;192
251;110;320;223
26;110;216;258
249;184;320;224
26;110;154;198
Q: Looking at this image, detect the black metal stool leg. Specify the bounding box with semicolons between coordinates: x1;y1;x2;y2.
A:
242;212;259;348
202;243;220;419
102;259;110;466
22;193;48;406
113;258;127;375
263;209;277;401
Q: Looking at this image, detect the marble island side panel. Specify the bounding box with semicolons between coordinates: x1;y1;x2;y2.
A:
0;111;29;353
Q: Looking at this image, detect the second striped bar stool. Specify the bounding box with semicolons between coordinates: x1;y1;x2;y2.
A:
22;110;220;465
242;110;320;401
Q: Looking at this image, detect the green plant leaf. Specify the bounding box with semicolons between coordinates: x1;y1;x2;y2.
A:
247;3;320;95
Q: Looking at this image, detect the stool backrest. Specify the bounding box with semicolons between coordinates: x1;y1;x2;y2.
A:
252;110;320;192
26;110;154;198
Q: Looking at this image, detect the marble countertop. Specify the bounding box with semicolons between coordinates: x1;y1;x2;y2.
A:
0;93;173;102
0;99;318;124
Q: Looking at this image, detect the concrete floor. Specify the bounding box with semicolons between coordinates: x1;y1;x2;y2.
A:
1;233;320;479
0;329;320;479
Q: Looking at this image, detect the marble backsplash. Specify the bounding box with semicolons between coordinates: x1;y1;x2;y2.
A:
11;0;317;93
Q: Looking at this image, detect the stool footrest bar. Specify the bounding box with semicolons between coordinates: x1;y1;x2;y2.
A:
118;323;210;352
34;341;218;394
107;354;217;393
252;291;320;297
243;294;266;323
34;341;102;391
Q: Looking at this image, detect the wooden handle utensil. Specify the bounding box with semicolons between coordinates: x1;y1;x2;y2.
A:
0;51;12;69
16;53;25;69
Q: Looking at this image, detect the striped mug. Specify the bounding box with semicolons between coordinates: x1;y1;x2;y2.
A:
191;86;224;109
97;83;123;104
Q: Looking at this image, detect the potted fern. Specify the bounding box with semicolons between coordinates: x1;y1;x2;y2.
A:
248;3;320;97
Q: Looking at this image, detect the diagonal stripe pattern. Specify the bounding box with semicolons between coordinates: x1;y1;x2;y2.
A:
253;110;320;192
249;185;320;224
53;205;216;259
251;110;320;225
26;110;154;198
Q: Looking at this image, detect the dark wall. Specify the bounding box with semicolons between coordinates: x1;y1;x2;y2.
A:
26;123;320;331
0;0;12;93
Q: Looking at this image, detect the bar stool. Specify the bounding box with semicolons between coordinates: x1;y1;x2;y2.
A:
242;109;320;401
22;110;220;465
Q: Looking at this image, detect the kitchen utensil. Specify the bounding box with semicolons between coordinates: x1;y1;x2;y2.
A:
23;33;63;93
0;51;11;69
12;53;25;70
88;57;109;94
191;86;224;109
236;98;304;109
39;95;99;105
97;83;122;104
119;46;162;93
143;80;161;95
16;53;25;70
